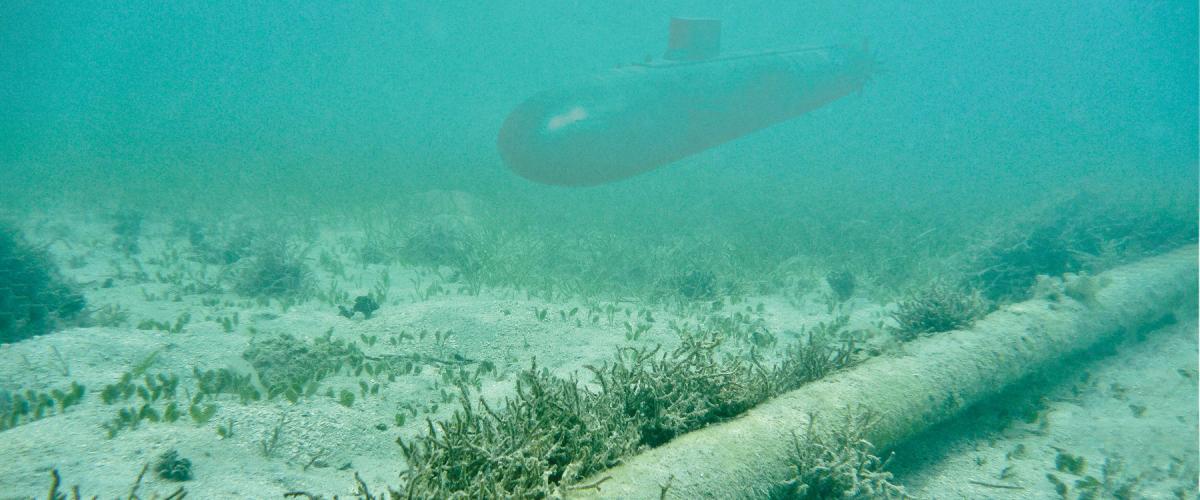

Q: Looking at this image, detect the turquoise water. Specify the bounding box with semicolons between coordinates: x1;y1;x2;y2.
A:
3;2;1195;206
0;2;1196;498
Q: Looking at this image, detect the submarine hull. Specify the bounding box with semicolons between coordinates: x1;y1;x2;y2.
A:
497;44;873;186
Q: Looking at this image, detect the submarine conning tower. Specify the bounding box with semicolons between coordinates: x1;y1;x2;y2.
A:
664;17;722;61
497;18;874;186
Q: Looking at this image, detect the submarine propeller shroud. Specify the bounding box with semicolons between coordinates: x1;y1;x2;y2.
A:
497;18;875;186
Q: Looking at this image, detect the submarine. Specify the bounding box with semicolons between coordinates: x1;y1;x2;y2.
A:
497;18;875;186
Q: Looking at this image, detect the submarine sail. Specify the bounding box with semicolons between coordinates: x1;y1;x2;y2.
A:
497;18;874;186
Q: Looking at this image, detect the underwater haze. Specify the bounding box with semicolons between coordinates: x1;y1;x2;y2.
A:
0;1;1197;498
3;2;1196;203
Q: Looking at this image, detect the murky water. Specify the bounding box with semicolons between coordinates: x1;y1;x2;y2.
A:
1;2;1196;498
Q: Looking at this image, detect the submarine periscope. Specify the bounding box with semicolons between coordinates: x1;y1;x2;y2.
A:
497;18;875;186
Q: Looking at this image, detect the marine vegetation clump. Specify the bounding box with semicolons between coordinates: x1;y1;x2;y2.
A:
339;294;380;319
193;367;260;404
399;215;487;275
398;367;621;498
0;223;86;344
112;210;144;255
971;222;1082;304
99;371;185;438
242;333;365;401
356;217;405;265
234;240;312;299
395;327;855;498
890;281;987;341
44;467;187;500
587;334;772;448
1;382;86;431
825;269;857;302
358;236;398;265
175;218;254;265
668;269;720;301
968;192;1196;303
770;319;856;393
770;412;907;499
154;449;193;482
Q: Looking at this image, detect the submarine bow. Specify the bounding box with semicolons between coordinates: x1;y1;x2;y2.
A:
497;28;874;186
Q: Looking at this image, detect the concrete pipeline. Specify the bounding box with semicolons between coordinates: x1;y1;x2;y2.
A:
570;245;1198;498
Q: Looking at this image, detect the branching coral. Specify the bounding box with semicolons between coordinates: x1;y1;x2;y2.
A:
395;326;855;498
890;281;987;341
968;192;1196;302
772;412;907;499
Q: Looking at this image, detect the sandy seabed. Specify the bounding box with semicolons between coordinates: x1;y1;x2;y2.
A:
0;213;1195;499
